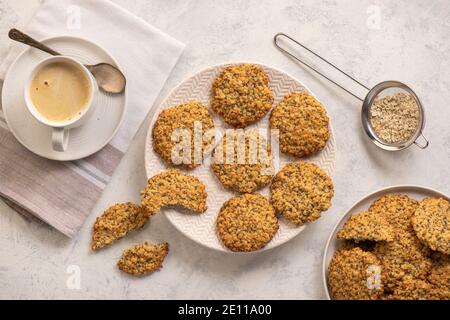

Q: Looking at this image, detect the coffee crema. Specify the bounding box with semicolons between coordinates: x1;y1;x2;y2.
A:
30;61;91;122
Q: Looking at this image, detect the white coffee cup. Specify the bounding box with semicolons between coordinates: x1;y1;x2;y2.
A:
24;56;97;152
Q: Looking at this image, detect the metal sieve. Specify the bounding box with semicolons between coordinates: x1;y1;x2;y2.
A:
274;33;429;151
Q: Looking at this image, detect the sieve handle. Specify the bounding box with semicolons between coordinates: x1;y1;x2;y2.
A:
274;33;370;101
414;133;429;149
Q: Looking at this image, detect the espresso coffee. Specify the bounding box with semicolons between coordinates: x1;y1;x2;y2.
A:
30;61;91;122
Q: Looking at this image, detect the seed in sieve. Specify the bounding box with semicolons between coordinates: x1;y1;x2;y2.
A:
369;92;420;144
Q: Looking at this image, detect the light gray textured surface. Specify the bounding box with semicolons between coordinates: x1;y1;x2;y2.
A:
0;0;449;299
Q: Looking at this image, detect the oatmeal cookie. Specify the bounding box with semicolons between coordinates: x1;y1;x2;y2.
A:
327;248;384;300
337;210;395;242
211;131;273;193
91;203;149;251
117;242;169;276
369;194;419;232
141;169;208;215
216;194;279;252
428;252;450;291
152;101;215;169
270;162;334;226
412;197;450;254
211;64;274;128
387;279;450;300
374;231;432;291
270;91;329;157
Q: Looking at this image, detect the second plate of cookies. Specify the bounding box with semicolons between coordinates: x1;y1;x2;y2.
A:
323;185;450;300
145;62;337;253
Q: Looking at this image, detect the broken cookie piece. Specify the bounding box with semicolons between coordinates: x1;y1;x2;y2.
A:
141;169;208;215
92;202;150;251
337;210;395;242
117;242;169;276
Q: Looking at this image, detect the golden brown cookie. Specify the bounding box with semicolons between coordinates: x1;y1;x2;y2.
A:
270;91;329;157
91;203;149;251
428;252;450;291
216;194;279;252
141;169;208;215
328;248;384;300
374;231;432;291
387;279;450;300
211;64;274;128
117;242;169;276
369;194;419;232
270;161;334;226
211;131;273;193
412;197;450;254
152;101;215;169
337;210;395;242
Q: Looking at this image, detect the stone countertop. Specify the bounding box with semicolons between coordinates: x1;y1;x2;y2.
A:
0;0;449;299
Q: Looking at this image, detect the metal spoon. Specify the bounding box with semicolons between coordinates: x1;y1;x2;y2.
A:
9;28;126;94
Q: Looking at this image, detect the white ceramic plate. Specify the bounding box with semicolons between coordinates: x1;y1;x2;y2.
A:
322;185;450;300
145;62;337;253
2;36;127;161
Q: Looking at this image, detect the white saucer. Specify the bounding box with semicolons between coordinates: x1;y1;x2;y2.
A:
1;36;127;161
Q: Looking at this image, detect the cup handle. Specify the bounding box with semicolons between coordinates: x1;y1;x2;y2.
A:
52;127;69;152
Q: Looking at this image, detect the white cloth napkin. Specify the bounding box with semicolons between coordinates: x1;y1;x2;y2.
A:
0;0;185;237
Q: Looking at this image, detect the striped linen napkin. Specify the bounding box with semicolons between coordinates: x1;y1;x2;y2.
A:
0;0;185;237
